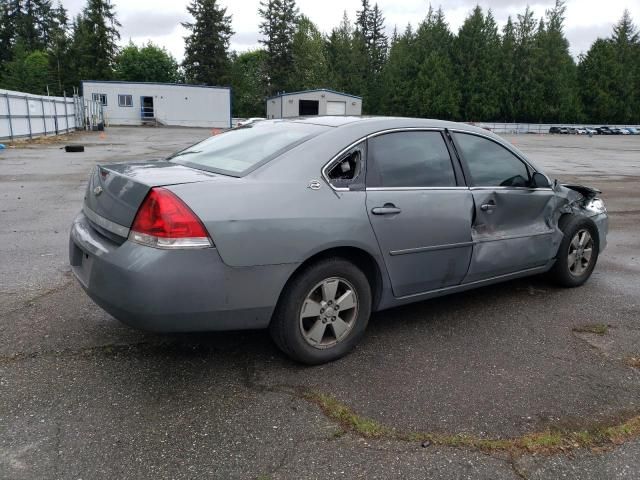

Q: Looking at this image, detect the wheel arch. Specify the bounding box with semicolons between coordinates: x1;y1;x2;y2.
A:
271;246;385;324
555;212;600;256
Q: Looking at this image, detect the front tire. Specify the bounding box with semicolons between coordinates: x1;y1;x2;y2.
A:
549;215;600;287
270;258;372;365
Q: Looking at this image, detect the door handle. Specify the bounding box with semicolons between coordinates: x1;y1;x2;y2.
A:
480;201;497;212
372;203;401;215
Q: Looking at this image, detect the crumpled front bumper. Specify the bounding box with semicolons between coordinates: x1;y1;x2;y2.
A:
590;212;608;252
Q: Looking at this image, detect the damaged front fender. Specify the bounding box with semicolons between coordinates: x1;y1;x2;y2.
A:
552;182;608;253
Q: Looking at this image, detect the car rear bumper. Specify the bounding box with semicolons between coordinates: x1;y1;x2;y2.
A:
69;212;295;332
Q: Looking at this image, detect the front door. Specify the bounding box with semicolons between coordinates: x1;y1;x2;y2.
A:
451;132;557;283
140;96;154;119
366;130;474;297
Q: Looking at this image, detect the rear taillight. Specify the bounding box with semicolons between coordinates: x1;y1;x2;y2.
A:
129;187;212;249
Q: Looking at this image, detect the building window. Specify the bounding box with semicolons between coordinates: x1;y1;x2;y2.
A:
92;93;107;106
118;94;133;107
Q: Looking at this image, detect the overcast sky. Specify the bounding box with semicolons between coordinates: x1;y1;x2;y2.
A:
61;0;640;61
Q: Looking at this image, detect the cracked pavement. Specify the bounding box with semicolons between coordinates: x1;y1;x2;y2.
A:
1;129;640;479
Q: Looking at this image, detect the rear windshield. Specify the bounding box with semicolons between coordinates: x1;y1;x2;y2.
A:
168;121;328;176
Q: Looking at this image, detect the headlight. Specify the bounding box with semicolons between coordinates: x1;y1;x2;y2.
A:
585;198;607;214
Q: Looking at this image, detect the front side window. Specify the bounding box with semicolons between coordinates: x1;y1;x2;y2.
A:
92;93;107;106
454;133;531;187
169;122;329;176
367;131;456;188
118;94;133;107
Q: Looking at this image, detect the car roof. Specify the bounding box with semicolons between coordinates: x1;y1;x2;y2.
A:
282;115;491;134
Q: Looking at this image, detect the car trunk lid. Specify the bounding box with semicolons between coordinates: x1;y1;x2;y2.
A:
83;160;219;235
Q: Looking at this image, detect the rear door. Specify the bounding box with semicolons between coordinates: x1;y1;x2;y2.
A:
365;130;474;297
451;132;557;283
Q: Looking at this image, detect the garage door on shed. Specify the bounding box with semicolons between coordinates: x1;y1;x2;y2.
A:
326;101;346;116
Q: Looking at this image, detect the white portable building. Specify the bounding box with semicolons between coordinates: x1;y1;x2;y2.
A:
81;81;231;128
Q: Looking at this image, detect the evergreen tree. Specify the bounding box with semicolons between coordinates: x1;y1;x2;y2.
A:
0;1;19;64
412;7;459;120
230;49;268;117
500;16;517;121
259;0;299;95
290;15;328;90
365;4;387;112
1;42;49;93
353;1;387;112
578;39;618;123
326;12;360;94
0;0;60;64
355;0;388;67
366;4;387;75
610;10;639;123
48;2;72;95
182;0;233;86
512;6;540;122
579;10;640;123
115;42;180;83
453;6;501;121
70;0;121;82
532;0;580;122
380;24;418;116
355;0;370;41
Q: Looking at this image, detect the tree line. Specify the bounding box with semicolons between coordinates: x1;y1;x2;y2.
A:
1;0;639;125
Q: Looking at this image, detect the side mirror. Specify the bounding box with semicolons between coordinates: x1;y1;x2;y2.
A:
532;172;551;188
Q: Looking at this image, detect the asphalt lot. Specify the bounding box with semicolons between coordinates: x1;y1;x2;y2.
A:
1;127;639;479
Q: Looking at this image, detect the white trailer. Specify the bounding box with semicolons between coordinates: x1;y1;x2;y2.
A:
81;81;231;128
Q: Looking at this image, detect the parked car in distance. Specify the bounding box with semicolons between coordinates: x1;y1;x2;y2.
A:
626;127;639;135
549;127;570;134
597;126;613;135
575;128;587;135
585;128;598;135
69;117;609;364
619;128;631;135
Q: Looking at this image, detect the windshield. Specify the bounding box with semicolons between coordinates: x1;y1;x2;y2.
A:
169;121;329;176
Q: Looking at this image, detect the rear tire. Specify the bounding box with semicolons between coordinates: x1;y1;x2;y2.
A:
548;215;600;288
270;258;372;365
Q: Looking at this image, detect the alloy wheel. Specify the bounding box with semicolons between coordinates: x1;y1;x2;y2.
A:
568;229;594;277
299;277;359;349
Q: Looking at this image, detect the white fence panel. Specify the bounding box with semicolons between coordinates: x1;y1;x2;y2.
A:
0;88;77;141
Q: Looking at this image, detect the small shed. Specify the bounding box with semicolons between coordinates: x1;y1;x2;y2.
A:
81;81;231;128
266;89;362;119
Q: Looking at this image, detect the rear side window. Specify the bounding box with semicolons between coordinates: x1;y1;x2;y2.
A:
454;133;531;187
169;122;328;176
326;142;365;189
367;131;456;188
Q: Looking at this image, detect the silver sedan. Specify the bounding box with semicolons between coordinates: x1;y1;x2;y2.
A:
69;117;608;364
